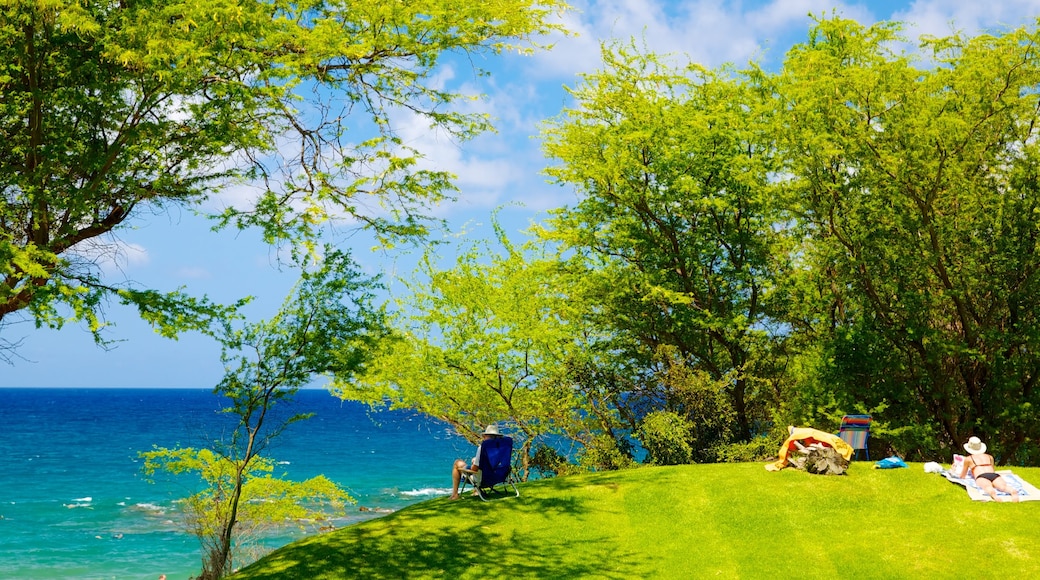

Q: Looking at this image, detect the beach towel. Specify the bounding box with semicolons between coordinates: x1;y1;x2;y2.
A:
941;469;1040;502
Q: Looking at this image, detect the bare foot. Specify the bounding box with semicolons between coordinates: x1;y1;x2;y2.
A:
449;494;460;500
1011;491;1021;503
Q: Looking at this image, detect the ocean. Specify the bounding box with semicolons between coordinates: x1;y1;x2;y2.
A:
0;388;472;579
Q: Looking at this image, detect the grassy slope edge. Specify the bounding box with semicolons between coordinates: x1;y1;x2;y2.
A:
233;463;1040;579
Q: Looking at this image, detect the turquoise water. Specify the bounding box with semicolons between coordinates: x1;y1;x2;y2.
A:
0;388;471;579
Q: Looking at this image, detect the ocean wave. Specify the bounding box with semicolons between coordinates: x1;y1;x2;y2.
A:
0;388;468;578
131;502;167;515
400;487;451;497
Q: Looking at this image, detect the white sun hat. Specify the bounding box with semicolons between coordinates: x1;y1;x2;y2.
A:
483;424;502;436
963;436;987;455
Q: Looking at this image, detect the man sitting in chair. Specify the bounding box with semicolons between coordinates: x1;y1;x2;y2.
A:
450;424;503;500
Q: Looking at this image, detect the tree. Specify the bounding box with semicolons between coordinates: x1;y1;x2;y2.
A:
141;448;351;576
538;42;785;449
0;0;568;354
766;17;1040;461
332;229;587;478
141;248;387;579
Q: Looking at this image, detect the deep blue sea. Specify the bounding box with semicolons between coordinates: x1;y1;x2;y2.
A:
0;388;471;579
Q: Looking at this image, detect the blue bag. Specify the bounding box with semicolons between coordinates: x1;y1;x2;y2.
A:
874;456;908;469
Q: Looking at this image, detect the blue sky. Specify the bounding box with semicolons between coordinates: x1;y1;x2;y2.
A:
7;0;1040;388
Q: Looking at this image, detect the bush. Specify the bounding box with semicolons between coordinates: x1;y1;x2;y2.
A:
715;428;788;463
636;411;694;465
577;434;637;471
653;349;736;462
530;444;581;477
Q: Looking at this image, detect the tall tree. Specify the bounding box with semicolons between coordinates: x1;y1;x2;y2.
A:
142;248;386;579
539;43;784;446
767;17;1040;461
0;0;568;354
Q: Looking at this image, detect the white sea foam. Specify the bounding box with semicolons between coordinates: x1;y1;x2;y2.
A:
73;497;92;502
132;503;166;515
2;388;470;578
400;487;451;497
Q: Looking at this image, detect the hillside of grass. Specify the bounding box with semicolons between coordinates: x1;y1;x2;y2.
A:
233;462;1040;579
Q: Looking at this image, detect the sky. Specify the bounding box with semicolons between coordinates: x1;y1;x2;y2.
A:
6;0;1040;388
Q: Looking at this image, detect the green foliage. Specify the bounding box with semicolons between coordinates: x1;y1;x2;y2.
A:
538;40;785;445
529;443;581;477
577;433;637;471
214;249;388;397
0;0;568;349
764;16;1040;461
317;15;1040;473
526;18;1040;465
141;247;385;579
635;411;694;466
534;304;648;464
715;429;788;463
652;347;737;462
140;447;352;544
333;227;590;478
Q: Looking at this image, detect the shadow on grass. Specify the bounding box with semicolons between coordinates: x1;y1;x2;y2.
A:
234;477;644;579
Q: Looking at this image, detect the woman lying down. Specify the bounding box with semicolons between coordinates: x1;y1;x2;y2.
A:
955;437;1020;502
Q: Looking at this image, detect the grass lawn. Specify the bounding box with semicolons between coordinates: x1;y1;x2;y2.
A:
232;462;1040;579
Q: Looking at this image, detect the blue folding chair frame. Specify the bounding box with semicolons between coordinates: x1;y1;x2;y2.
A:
460;436;521;501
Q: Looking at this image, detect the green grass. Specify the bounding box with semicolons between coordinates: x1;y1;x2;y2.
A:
233;463;1040;579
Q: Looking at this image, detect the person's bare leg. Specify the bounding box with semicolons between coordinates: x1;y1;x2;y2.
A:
451;459;467;500
977;478;999;501
993;477;1020;502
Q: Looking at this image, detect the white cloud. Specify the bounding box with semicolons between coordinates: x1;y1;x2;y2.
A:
445;0;1040;224
438;1;864;226
523;0;1040;82
180;1;1040;238
528;0;864;80
895;0;1040;40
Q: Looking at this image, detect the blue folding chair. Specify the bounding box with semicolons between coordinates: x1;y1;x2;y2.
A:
460;436;520;501
837;415;872;460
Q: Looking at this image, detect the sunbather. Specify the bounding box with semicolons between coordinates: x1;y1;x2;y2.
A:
450;424;503;500
955;436;1020;502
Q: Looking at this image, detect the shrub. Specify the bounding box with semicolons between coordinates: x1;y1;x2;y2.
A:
577;434;637;471
715;428;787;463
530;444;581;477
636;411;694;465
654;349;736;462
